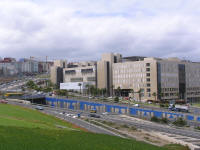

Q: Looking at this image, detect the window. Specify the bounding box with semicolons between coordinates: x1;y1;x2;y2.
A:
81;68;93;74
147;83;151;87
146;63;150;67
146;73;150;77
65;70;76;74
70;78;83;82
87;77;96;81
146;68;150;72
146;78;150;82
148;93;151;97
147;88;151;92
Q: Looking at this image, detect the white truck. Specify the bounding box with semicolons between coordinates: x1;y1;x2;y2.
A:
168;104;189;112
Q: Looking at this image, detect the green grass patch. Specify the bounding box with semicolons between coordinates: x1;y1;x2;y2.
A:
0;104;186;150
0;104;74;130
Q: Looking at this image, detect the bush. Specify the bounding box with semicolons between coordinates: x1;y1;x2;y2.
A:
160;104;165;107
114;97;119;103
121;124;129;128
151;116;159;122
160;118;169;124
173;118;187;127
195;126;200;130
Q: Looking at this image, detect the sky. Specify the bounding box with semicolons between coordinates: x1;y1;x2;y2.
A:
0;0;200;61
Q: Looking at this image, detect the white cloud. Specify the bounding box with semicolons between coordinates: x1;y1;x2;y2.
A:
0;0;200;61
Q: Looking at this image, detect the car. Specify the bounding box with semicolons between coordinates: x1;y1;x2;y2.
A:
133;104;139;107
102;112;108;115
35;106;44;110
88;113;100;118
72;115;77;118
90;108;97;113
0;100;8;104
59;112;66;115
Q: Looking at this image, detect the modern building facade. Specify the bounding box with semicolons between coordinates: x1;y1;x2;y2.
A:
50;53;200;102
50;60;66;86
97;53;122;95
113;57;200;102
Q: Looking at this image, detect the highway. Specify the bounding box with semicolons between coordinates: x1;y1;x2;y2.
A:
7;101;124;138
7;100;200;140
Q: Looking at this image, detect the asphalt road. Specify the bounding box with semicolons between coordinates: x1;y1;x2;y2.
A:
7;101;124;138
8;101;200;140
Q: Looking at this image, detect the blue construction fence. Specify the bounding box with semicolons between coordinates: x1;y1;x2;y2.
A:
46;97;200;122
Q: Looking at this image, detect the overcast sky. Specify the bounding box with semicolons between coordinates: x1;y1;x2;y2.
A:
0;0;200;61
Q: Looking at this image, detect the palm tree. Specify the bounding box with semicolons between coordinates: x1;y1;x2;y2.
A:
85;84;90;95
152;92;157;101
117;86;121;97
111;85;114;96
78;83;82;94
137;88;142;102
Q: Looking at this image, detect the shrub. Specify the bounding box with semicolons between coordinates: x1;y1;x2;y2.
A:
160;118;169;124
195;126;200;130
173;118;187;127
160;104;165;107
121;124;129;128
114;97;119;103
151;116;160;122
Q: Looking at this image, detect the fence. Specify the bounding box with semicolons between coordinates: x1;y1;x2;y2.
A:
46;97;200;122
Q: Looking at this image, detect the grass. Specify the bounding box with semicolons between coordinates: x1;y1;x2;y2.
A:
0;104;74;130
192;103;200;108
0;104;187;150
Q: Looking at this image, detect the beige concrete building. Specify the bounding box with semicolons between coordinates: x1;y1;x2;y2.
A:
97;53;122;95
113;56;200;102
63;65;96;86
49;53;200;102
50;60;66;85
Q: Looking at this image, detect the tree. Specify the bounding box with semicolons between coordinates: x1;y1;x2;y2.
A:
85;84;90;95
117;86;121;97
152;92;157;101
137;88;142;102
114;97;119;103
78;83;82;94
111;85;114;96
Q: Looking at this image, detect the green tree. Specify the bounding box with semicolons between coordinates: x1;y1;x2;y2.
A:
114;97;119;103
152;92;157;101
78;83;82;94
117;86;121;97
85;84;90;95
137;88;142;102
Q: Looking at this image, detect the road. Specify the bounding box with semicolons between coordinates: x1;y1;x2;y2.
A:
7;101;124;138
8;100;200;140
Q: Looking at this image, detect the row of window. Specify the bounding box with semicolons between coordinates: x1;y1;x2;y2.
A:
187;92;200;95
70;77;96;82
161;88;178;92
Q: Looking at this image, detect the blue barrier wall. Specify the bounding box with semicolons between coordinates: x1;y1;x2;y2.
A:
46;97;200;122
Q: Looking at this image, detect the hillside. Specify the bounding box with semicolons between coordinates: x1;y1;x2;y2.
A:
0;104;187;150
